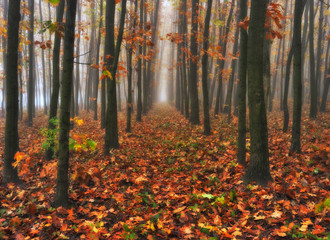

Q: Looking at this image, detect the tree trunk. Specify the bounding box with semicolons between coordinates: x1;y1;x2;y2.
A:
45;0;65;160
2;0;21;184
55;0;77;207
28;0;35;126
201;0;212;135
237;0;248;166
243;0;272;185
104;0;127;154
39;0;47;114
126;0;138;132
136;0;143;122
1;0;8;116
93;0;103;120
75;1;81;116
214;1;234;115
290;0;307;154
309;0;317;119
315;1;324;104
189;0;200;125
283;44;294;132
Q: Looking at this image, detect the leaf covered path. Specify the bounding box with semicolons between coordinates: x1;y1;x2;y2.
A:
0;105;329;239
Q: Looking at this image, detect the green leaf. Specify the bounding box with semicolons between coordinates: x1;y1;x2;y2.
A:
49;0;60;5
87;139;97;150
201;193;214;199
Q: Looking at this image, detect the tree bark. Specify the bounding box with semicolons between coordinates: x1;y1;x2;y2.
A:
28;0;35;126
189;0;200;125
3;0;21;184
55;0;77;207
290;0;307;154
104;0;127;154
136;0;143;122
237;0;248;166
243;0;272;185
309;0;317;119
45;0;65;160
201;0;212;135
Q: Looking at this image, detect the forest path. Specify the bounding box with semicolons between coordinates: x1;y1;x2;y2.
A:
0;105;329;239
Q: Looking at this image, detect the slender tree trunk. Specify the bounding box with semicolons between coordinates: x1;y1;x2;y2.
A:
237;0;248;166
55;0;77;207
75;1;81;116
189;0;200;125
283;44;294;132
45;0;65;160
214;1;235;115
201;0;212;135
39;0;47;114
243;0;272;185
1;0;8;117
93;0;103;120
3;0;21;184
28;0;35;126
126;0;138;132
290;0;307;154
104;0;127;154
224;19;239;121
309;0;317;118
315;1;324;104
136;0;143;122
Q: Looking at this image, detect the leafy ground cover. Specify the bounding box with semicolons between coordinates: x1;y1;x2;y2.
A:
0;105;329;239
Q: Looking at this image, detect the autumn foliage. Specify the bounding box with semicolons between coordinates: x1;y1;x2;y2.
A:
0;106;329;239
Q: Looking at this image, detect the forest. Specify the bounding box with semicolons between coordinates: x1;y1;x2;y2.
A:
0;0;329;239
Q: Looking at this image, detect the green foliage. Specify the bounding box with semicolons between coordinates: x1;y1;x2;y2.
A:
40;118;59;154
315;198;330;213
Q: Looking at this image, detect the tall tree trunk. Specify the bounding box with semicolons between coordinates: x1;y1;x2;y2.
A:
315;1;324;104
75;0;81;116
3;0;21;184
214;0;235;115
39;0;47;114
93;0;103;120
55;0;77;207
237;0;248;166
104;0;127;154
290;0;307;154
28;0;35;126
1;0;8;117
189;0;200;125
243;0;272;185
283;44;294;132
126;0;138;132
224;19;239;120
45;0;65;160
136;0;143;122
309;0;317;119
201;0;212;135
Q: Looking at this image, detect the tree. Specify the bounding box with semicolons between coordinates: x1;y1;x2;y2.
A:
309;0;317;119
2;0;21;184
201;0;212;135
237;0;248;166
189;0;200;125
126;0;138;133
55;0;77;207
28;0;35;126
45;0;65;160
243;0;272;185
104;0;127;154
214;0;235;115
136;0;143;122
290;0;307;154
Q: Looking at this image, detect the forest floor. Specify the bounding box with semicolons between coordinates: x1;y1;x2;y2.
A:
0;104;329;240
